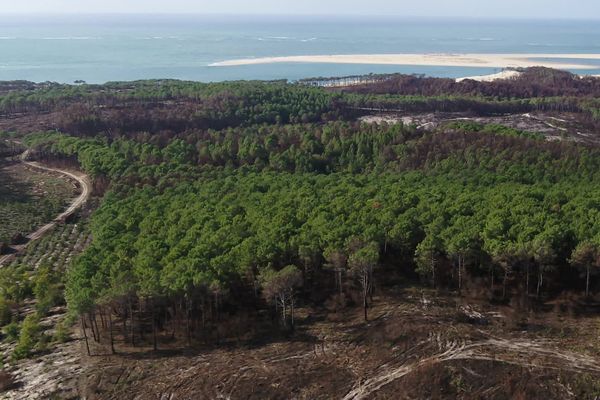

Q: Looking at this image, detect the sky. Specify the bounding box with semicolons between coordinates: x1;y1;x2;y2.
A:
0;0;599;19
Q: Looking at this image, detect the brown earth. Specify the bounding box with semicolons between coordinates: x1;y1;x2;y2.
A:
47;288;600;400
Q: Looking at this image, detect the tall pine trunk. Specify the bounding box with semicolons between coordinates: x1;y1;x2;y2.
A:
129;299;135;346
108;308;115;354
586;265;591;298
81;316;91;356
526;263;530;296
152;299;157;351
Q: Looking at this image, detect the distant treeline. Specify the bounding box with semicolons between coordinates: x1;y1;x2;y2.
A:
0;68;599;137
338;67;600;98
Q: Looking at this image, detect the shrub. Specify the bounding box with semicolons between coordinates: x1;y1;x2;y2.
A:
12;314;41;361
0;296;14;327
33;265;63;316
2;321;19;342
52;319;71;343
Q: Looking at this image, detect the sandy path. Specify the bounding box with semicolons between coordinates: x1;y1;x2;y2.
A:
0;152;90;266
210;53;600;70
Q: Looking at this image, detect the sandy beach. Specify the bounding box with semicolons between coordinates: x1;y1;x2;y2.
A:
210;53;600;70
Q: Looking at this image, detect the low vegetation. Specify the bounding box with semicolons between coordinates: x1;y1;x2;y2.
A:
0;162;75;250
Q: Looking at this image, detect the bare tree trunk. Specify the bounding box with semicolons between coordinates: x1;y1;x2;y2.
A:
586;265;591;298
186;297;191;346
89;313;98;343
81;316;91;356
281;297;287;329
108;308;115;354
290;297;295;331
431;253;436;288
129;299;135;347
363;272;369;322
122;306;128;344
503;269;508;299
167;304;174;340
152;299;157;351
537;270;543;299
526;263;530;296
363;290;368;322
99;311;106;330
139;299;145;341
458;255;463;295
93;313;101;343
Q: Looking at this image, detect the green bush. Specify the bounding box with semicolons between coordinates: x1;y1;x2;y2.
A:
33;265;63;316
52;319;71;343
2;321;19;342
12;314;41;361
0;296;14;327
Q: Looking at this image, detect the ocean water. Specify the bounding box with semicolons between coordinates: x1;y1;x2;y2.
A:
0;14;599;83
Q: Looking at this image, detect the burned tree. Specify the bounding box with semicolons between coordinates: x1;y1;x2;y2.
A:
348;241;379;321
259;265;303;330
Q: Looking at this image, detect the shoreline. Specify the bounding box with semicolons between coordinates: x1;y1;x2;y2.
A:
210;53;600;70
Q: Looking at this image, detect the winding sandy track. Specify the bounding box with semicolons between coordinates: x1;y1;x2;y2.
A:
0;151;90;266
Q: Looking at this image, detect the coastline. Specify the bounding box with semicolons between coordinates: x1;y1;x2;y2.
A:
210;53;600;70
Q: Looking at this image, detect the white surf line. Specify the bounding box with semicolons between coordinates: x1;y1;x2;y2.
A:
0;153;91;266
210;53;600;70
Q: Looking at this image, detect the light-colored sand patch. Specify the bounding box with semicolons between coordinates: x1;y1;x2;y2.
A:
210;53;600;70
456;70;522;82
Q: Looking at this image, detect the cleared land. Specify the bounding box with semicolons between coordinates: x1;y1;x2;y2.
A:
62;288;600;400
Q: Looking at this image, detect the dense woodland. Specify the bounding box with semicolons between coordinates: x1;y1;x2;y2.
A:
4;68;600;354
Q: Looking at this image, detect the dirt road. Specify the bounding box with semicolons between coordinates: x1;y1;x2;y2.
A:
0;151;91;266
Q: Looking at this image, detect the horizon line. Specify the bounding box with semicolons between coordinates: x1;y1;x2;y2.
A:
0;13;599;21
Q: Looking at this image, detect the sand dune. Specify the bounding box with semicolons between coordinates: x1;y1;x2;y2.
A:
210;53;600;70
456;70;522;82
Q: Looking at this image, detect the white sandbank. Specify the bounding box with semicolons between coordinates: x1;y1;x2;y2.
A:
456;70;522;82
209;53;600;70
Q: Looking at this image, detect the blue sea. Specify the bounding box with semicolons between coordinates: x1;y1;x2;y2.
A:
0;14;599;83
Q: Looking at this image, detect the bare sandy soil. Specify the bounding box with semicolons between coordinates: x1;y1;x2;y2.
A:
0;307;87;400
360;112;600;145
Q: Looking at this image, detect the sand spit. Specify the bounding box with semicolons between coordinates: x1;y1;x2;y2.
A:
210;53;600;70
